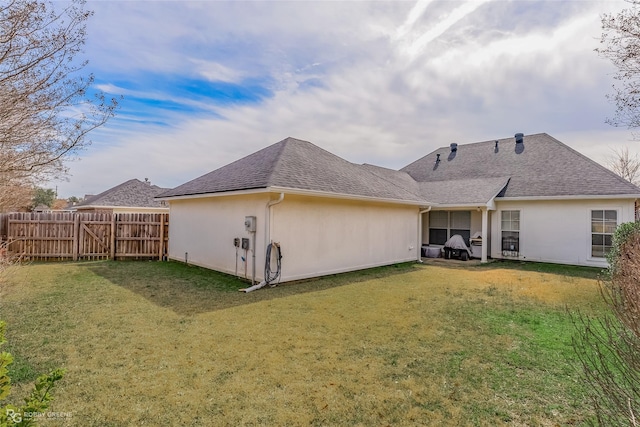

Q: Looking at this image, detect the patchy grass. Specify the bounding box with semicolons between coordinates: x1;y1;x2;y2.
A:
0;260;602;426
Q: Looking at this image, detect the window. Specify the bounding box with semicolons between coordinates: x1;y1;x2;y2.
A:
501;210;520;254
591;210;617;258
428;211;471;245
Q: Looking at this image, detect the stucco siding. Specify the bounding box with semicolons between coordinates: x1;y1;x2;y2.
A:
270;195;418;281
168;193;419;282
491;199;636;267
168;193;270;279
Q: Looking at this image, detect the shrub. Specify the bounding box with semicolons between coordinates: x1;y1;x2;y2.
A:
573;222;640;426
0;321;64;426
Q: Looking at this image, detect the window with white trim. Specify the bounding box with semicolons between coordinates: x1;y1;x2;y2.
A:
428;211;471;245
591;210;617;258
501;210;520;254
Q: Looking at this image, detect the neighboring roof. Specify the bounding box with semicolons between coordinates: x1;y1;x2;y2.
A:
158;137;427;204
401;133;640;198
74;179;169;209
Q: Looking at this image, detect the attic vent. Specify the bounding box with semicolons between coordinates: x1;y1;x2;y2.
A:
515;133;524;144
450;143;458;152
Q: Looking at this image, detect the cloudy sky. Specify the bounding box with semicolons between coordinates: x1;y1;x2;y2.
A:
52;0;634;198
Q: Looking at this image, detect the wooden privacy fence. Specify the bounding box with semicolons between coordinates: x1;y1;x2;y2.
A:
0;212;169;261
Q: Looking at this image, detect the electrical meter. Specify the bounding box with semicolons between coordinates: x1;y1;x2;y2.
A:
244;216;256;232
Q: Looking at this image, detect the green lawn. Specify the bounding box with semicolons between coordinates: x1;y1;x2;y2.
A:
0;260;604;426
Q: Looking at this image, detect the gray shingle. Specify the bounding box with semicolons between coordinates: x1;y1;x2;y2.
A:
160;133;640;205
159;137;426;203
418;177;510;205
75;179;169;208
401;133;640;198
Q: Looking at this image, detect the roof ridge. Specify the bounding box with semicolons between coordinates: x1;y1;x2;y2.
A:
264;138;292;186
431;132;548;151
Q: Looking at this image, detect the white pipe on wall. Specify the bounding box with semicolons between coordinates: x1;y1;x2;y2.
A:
417;207;432;262
265;193;285;247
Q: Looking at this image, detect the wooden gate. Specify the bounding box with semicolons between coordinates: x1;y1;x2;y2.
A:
0;212;168;261
77;213;111;259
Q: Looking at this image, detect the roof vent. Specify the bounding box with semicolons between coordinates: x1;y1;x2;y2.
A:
436;153;441;163
450;143;458;152
495;140;499;148
515;133;524;144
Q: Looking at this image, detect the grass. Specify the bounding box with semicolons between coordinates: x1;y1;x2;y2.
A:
0;260;604;426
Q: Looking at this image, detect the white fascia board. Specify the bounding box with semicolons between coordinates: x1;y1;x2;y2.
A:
267;186;427;206
158;186;431;206
75;205;168;210
156;188;271;202
429;203;491;210
498;194;640;201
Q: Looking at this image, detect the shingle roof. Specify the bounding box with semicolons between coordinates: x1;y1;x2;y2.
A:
417;177;511;206
75;179;169;209
158;137;426;203
160;133;640;206
401;133;640;198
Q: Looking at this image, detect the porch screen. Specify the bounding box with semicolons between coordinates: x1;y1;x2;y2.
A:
428;211;471;245
450;211;471;244
428;211;448;245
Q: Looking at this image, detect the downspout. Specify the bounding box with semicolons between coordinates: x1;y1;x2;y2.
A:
417;206;432;262
254;193;285;285
242;193;285;293
266;192;285;247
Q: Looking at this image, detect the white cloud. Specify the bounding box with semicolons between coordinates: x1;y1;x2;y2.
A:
400;0;493;60
51;0;637;197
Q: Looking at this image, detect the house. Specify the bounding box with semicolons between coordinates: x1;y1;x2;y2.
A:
73;178;169;214
403;133;640;266
157;133;640;283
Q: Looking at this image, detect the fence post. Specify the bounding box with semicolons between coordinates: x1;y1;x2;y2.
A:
72;213;80;261
110;213;116;260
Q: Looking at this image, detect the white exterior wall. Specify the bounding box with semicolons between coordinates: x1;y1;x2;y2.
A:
168;193;420;282
491;198;636;267
270;195;419;282
168;193;271;280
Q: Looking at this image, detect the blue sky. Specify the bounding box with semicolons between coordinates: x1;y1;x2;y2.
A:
53;0;634;198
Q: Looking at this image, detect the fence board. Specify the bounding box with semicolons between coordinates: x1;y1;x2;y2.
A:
0;212;169;261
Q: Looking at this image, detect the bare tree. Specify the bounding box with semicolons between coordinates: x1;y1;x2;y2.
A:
598;0;640;133
608;146;640;185
0;183;31;212
0;0;118;189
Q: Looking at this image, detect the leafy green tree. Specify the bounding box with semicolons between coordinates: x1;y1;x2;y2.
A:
30;188;55;210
